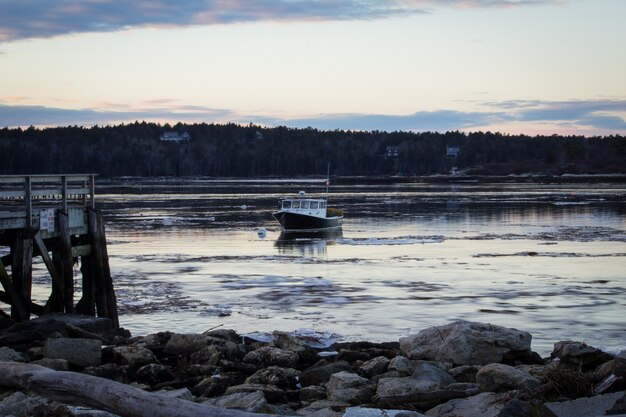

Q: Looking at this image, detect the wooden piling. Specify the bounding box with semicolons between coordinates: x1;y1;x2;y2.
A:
10;228;35;321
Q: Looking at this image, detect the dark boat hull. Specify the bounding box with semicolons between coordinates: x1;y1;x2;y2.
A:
273;211;343;232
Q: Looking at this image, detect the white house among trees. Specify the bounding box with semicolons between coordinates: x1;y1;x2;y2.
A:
160;131;190;142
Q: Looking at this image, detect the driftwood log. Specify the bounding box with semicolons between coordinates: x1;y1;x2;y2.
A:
0;362;284;417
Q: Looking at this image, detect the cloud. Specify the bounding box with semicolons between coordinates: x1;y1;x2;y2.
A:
0;0;566;43
1;98;624;135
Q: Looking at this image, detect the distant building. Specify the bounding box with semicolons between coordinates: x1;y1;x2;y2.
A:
160;131;190;142
254;130;264;140
446;146;460;157
385;146;400;157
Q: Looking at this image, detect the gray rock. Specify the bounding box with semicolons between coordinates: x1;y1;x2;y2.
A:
497;399;532;417
375;377;440;399
136;363;174;385
476;363;541;392
137;332;172;352
205;390;269;412
448;365;481;383
44;337;101;367
412;361;454;386
0;346;24;362
225;383;286;403
112;345;156;369
445;382;479;392
31;358;70;371
193;375;229;398
551;341;614;372
359;356;390;378
300;361;353;387
614;350;626;377
301;385;327;402
425;392;506;417
297;399;350;417
163;333;211;356
541;391;624;417
388;355;415;376
245;366;300;390
0;391;63;417
344;406;427;417
326;371;376;404
155;387;194;401
243;346;299;368
400;321;532;366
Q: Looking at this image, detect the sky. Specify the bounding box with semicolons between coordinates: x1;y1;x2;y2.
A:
0;0;625;136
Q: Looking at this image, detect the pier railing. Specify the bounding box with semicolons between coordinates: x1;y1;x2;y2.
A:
0;174;96;229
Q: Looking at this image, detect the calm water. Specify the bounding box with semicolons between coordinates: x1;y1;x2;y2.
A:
33;179;626;354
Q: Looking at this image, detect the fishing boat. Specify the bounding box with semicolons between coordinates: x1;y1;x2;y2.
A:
273;191;343;232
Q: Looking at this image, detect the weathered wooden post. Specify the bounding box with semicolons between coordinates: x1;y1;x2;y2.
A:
10;228;35;321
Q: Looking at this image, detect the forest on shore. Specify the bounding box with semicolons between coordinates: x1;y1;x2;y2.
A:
0;122;624;177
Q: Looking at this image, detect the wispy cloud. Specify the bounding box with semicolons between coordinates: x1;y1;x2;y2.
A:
1;98;624;135
0;0;566;43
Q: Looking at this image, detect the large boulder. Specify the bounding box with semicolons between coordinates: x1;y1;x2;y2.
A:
359;356;390;378
299;361;353;387
476;363;541;392
245;366;300;390
243;346;299;368
0;346;25;362
375;377;440;400
112;345;156;369
163;333;211;356
399;321;531;366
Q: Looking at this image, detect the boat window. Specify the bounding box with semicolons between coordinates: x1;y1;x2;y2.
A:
292;201;300;209
282;201;291;209
311;201;319;209
320;202;326;209
302;201;310;209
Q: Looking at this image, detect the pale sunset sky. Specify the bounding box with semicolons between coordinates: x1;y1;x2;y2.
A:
1;0;625;135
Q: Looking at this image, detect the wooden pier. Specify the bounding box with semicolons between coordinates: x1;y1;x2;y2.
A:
0;175;118;326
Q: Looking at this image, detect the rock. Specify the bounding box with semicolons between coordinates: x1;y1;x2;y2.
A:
0;391;71;417
243;346;299;368
375;377;440;400
112;345;156;369
137;332;172;353
31;358;70;371
326;371;376;405
541;391;624;417
400;321;532;366
193;375;230;397
359;356;390;378
155;387;194;401
425;392;507;417
204;390;271;413
297;399;350;417
551;341;614;372
448;365;481;383
163;333;211;356
82;363;127;383
344;406;428;417
300;361;353;387
204;328;242;343
300;385;327;402
412;361;454;386
497;399;532;417
388;355;415;376
0;346;24;362
225;383;287;403
189;345;221;366
606;390;626;414
136;363;174;385
614;350;626;377
44;337;101;367
476;363;541;392
245;366;300;390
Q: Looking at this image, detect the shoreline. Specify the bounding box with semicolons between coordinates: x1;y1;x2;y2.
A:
1;314;624;417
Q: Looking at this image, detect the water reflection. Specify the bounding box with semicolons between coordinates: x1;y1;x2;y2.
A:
275;229;343;256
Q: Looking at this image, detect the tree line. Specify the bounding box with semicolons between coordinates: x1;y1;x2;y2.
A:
0;122;624;177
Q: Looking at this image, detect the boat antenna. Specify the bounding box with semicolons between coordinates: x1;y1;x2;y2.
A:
325;163;330;199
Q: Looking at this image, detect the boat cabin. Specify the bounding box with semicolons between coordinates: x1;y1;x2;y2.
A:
278;198;327;218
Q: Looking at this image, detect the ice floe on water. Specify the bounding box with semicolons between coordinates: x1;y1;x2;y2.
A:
337;235;445;246
242;328;340;348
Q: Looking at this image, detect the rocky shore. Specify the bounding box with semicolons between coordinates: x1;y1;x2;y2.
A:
0;314;624;417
